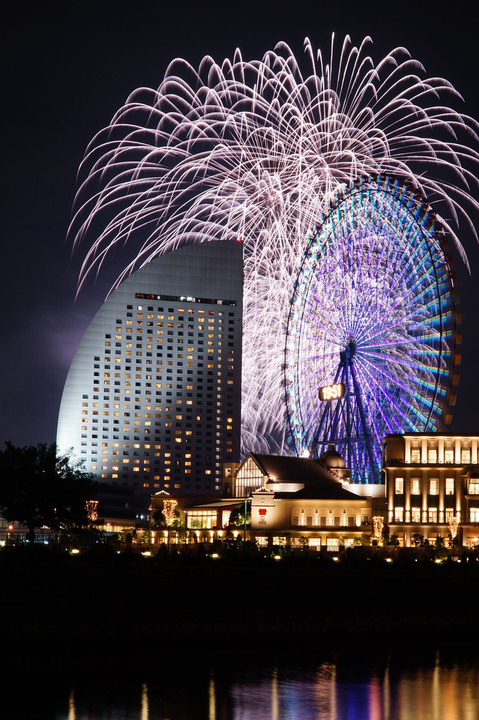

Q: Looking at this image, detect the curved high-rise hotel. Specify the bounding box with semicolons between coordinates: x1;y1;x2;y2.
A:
57;241;243;510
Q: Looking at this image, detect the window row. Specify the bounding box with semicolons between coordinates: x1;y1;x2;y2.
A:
393;507;479;523
291;514;369;527
394;477;479;495
409;448;473;464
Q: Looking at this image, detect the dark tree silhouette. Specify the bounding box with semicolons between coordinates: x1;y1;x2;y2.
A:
0;442;96;545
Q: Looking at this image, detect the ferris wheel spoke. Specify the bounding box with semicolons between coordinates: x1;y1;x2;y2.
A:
353;363;396;439
356;344;442;401
360;353;443;396
356;357;429;430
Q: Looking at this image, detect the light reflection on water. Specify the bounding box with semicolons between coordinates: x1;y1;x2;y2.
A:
223;654;479;720
9;650;479;720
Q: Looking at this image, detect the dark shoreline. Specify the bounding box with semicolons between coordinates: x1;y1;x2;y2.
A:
1;545;477;674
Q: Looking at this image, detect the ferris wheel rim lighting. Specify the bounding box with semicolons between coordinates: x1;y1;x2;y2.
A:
284;174;458;482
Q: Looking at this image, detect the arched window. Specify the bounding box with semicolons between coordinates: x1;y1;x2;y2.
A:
469;473;479;495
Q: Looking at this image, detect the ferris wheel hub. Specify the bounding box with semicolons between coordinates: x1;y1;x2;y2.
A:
340;339;357;365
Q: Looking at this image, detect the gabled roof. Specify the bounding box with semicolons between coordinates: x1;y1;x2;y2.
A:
249;453;361;501
274;485;365;501
251;453;328;483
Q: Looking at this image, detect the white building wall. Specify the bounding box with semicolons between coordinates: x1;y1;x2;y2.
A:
57;241;243;499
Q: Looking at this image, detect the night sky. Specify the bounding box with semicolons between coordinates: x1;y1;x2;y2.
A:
2;0;479;448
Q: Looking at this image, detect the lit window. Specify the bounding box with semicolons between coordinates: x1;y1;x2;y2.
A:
326;538;339;552
395;477;404;494
428;449;437;463
445;478;455;495
428;508;438;523
462;449;471;464
444;449;454;463
429;479;439;495
469;477;479;495
394;507;404;522
411;507;421;522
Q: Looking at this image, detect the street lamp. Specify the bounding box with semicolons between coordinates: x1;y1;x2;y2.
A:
243;495;251;542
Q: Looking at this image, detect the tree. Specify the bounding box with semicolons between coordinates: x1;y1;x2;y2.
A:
0;442;96;545
298;536;309;550
151;508;182;529
359;533;372;546
411;532;424;548
387;534;399;547
228;506;251;527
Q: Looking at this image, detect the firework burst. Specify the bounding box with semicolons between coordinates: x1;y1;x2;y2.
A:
70;35;479;455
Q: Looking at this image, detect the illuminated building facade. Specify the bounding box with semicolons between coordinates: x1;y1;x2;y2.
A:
181;451;378;549
57;241;243;511
384;433;479;547
246;452;376;550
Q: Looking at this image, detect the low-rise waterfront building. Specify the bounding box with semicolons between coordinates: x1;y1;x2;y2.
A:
246;451;381;550
384;433;479;547
176;448;385;550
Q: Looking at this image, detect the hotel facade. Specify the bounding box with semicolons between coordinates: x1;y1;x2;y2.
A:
384;433;479;547
57;241;243;513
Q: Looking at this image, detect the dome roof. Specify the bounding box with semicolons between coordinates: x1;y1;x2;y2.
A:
320;445;346;469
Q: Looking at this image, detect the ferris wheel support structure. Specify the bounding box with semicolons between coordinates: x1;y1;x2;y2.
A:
311;340;378;483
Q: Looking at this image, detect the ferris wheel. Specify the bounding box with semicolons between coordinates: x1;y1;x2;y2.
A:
284;176;459;483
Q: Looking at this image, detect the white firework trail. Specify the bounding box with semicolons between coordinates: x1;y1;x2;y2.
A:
70;35;479;456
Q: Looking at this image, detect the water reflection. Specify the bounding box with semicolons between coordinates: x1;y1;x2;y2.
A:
141;682;149;720
5;650;479;719
209;672;215;720
68;690;75;720
235;652;477;720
